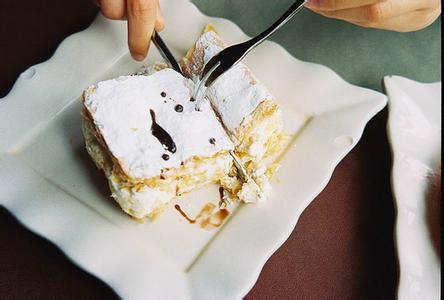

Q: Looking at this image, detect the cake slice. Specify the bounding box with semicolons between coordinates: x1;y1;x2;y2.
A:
82;26;287;219
82;68;234;219
181;25;287;201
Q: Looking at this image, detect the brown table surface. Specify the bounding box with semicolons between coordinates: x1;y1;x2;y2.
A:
0;0;401;299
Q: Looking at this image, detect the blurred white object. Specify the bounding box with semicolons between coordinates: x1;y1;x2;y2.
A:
385;76;441;300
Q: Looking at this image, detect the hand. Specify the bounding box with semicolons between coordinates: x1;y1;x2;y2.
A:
97;0;164;61
305;0;441;32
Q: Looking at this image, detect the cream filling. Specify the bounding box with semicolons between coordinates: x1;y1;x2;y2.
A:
110;182;173;219
82;109;233;219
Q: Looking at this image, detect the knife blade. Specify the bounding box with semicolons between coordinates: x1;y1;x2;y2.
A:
151;31;183;75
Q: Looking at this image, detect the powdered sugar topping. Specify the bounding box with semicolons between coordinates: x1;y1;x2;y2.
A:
84;69;234;179
195;31;273;132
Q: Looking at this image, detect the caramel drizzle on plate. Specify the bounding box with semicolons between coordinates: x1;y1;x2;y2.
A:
174;203;230;229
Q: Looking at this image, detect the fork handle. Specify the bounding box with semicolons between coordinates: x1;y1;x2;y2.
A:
249;0;307;49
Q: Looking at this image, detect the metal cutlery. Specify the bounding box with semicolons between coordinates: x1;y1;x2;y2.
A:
151;32;183;75
192;0;307;106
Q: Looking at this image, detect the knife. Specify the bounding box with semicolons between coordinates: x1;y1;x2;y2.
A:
151;32;184;76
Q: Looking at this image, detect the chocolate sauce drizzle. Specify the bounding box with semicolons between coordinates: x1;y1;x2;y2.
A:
149;109;176;154
174;104;183;113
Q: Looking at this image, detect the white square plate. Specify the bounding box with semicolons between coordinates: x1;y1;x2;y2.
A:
0;1;386;299
385;76;441;300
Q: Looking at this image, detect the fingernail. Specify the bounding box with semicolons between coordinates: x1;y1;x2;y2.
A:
132;53;145;61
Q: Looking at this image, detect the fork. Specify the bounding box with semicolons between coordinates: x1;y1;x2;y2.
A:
192;0;307;105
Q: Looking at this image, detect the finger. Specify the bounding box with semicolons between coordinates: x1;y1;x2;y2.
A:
305;0;383;11
155;1;165;32
100;0;126;20
313;0;429;24
127;0;157;61
351;7;441;32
